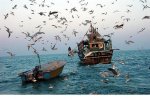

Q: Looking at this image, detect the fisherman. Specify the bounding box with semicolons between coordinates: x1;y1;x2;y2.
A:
32;65;40;82
68;47;74;56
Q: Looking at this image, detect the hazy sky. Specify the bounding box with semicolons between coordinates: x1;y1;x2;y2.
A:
0;0;150;56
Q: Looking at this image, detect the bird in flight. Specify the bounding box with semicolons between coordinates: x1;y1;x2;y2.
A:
113;23;124;29
138;28;145;33
4;13;9;19
6;51;15;57
125;40;134;45
51;43;58;50
4;26;13;38
142;16;150;19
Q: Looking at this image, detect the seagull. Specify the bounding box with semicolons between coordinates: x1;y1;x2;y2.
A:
6;51;15;57
50;2;55;5
96;4;105;8
52;25;57;28
63;34;69;40
31;9;35;14
142;16;150;19
127;5;133;7
123;18;130;22
126;9;131;13
54;35;61;42
34;36;42;43
22;32;32;38
48;11;58;17
28;17;32;19
113;23;124;29
24;5;28;9
138;28;145;33
70;7;77;13
125;40;134;45
140;0;146;3
38;12;46;16
113;10;120;13
107;64;120;77
4;13;9;19
12;5;17;9
107;68;120;77
81;7;87;11
142;4;150;10
102;12;107;15
31;31;45;40
102;19;105;21
35;25;41;28
51;43;58;50
89;10;94;14
81;2;88;6
79;0;85;3
4;26;13;38
10;11;15;15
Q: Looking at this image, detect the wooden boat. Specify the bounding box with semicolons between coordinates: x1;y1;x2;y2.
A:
18;61;66;83
77;24;113;65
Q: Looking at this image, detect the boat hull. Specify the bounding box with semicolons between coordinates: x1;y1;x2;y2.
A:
79;50;113;65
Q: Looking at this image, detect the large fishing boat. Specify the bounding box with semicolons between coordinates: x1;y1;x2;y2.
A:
77;24;113;65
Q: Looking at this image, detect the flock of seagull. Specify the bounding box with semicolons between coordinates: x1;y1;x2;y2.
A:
1;0;149;57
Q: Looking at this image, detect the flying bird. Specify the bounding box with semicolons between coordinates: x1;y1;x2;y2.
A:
138;28;145;33
102;12;107;15
70;7;77;13
142;4;150;10
48;11;58;17
6;51;15;57
10;11;15;15
96;4;105;8
54;35;61;42
38;12;46;16
107;68;120;77
24;5;28;9
4;13;9;19
142;16;150;19
127;5;133;7
12;5;17;9
4;26;13;38
89;10;94;14
113;23;124;29
51;43;58;50
125;40;134;45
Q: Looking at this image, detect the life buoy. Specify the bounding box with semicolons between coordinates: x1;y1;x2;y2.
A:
99;43;103;48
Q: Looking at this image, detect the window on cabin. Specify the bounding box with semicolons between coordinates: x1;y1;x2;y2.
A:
92;44;98;48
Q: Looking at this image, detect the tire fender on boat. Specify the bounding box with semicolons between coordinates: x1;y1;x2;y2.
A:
99;42;103;48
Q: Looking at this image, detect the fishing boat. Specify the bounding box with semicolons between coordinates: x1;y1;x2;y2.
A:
18;61;66;83
77;24;113;65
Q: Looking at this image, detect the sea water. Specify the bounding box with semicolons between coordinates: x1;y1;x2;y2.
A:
0;50;150;94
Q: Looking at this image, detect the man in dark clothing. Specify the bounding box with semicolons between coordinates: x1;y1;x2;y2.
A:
33;66;40;81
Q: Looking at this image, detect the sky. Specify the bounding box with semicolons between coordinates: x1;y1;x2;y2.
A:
0;0;150;56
